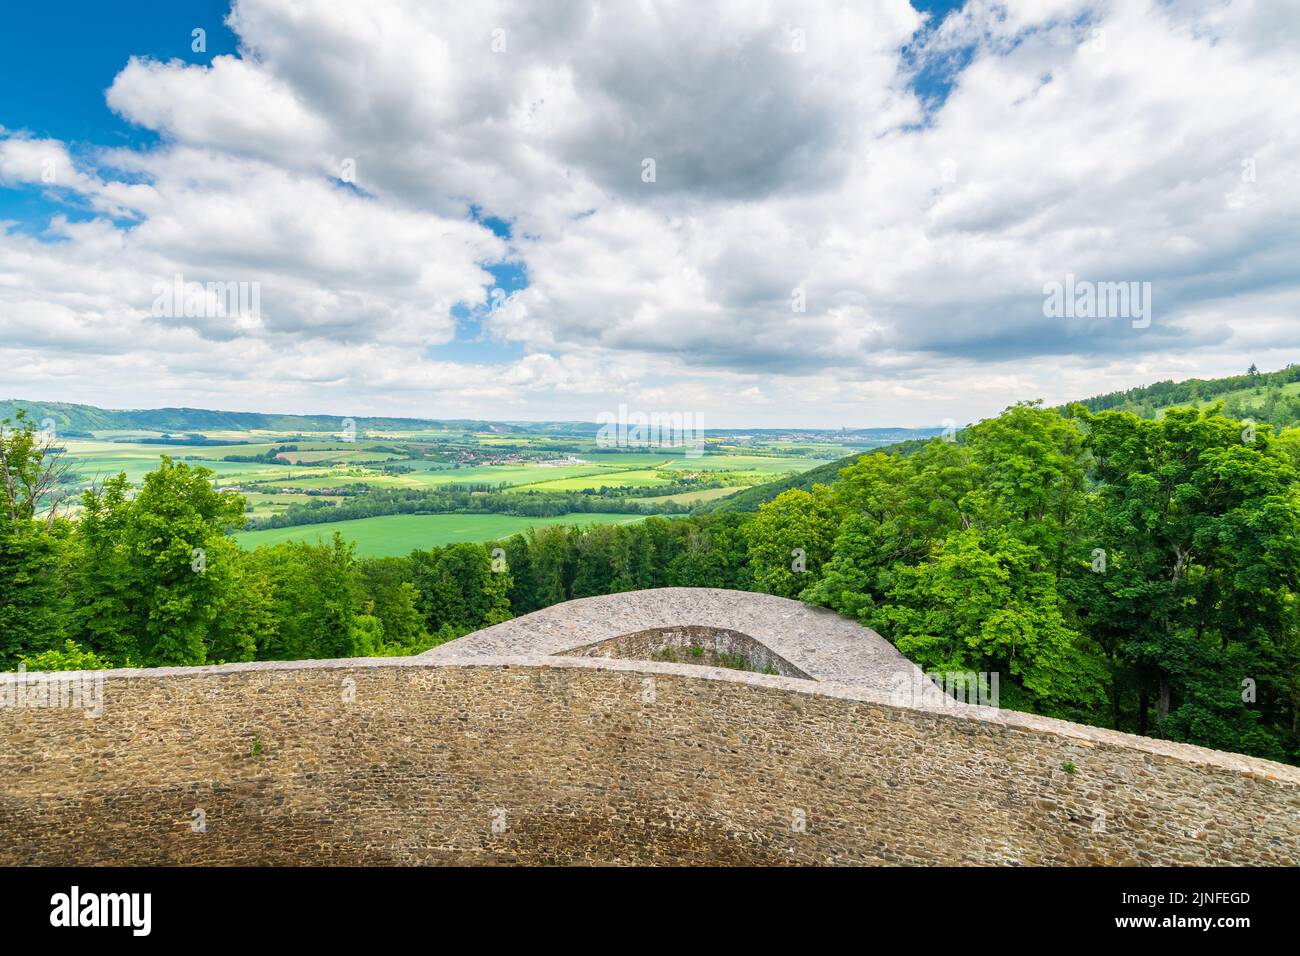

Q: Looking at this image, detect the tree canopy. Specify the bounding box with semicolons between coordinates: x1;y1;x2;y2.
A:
3;399;1299;763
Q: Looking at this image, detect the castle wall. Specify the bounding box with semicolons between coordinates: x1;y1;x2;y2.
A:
3;655;1297;866
560;625;813;678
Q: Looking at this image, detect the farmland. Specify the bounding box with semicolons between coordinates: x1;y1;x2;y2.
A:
234;512;649;557
13;401;944;556
48;429;811;556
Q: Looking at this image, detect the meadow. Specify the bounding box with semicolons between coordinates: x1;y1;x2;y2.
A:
233;511;649;557
44;419;862;554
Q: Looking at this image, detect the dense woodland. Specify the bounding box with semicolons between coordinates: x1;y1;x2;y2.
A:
4;399;1300;764
241;483;696;530
1078;362;1300;427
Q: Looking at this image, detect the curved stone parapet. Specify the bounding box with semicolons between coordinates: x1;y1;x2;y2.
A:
421;588;926;693
559;624;815;679
2;590;1298;866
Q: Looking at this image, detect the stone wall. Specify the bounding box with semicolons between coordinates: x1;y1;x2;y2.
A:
419;588;924;693
3;654;1297;866
561;625;813;679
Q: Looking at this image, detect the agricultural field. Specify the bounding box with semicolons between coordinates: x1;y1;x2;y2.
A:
27;408;933;554
634;486;742;506
238;490;345;520
233;512;648;557
56;440;299;489
53;436;834;499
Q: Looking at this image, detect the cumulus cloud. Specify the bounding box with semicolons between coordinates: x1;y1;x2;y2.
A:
2;0;1300;426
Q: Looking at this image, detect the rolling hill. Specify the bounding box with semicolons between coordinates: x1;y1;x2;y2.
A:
704;361;1300;514
0;399;581;436
699;436;936;513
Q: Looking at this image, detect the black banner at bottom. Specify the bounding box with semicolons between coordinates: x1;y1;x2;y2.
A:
0;865;1286;941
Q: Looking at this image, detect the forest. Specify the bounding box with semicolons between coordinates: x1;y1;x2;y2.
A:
241;483;696;530
3;398;1299;764
1077;362;1300;427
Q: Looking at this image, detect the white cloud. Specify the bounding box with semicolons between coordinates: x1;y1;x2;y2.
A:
3;0;1300;426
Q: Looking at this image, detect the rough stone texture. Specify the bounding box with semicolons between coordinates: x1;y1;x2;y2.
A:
2;591;1299;866
561;625;813;679
422;588;925;693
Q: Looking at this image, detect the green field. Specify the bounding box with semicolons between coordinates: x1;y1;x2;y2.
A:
233;512;648;557
239;490;344;519
516;467;676;491
409;464;616;487
43;419;865;537
660;455;829;473
633;486;744;505
59;441;299;486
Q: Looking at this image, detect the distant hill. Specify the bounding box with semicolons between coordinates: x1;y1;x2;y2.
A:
1068;363;1300;422
0;399;592;437
0;398;950;445
699;436;937;514
705;361;1300;515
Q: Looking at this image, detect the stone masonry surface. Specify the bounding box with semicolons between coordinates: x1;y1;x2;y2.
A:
561;625;814;678
421;588;925;692
2;590;1298;865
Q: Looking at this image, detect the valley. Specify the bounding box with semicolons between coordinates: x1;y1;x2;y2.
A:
14;404;941;556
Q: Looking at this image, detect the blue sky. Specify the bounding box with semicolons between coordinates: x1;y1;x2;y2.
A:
0;2;534;365
1;1;1298;426
0;3;238;227
0;3;238;142
1;0;954;338
0;0;965;238
906;0;971;109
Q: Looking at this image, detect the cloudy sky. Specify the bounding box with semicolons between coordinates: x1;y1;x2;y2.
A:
1;0;1298;427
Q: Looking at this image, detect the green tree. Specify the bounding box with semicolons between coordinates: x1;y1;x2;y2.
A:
744;486;840;599
19;639;112;672
1081;406;1300;750
246;533;368;660
526;525;571;608
0;411;72;665
411;542;511;637
0;409;73;524
123;457;247;665
964;401;1089;571
665;514;751;589
497;534;540;614
807;439;978;621
206;547;272;663
571;524;636;597
66;474;136;663
878;528;1107;718
359;556;429;651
